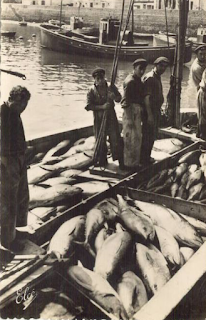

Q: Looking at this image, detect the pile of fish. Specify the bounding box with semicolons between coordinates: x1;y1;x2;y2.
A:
137;149;206;203
47;194;205;319
27;136;110;230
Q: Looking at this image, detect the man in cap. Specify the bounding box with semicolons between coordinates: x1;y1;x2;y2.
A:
85;68;123;167
189;45;206;90
1;86;31;252
197;68;206;140
141;56;169;164
121;58;148;169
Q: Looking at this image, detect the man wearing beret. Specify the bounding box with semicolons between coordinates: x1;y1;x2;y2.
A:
189;45;206;90
121;58;148;169
85;68;123;167
141;57;169;164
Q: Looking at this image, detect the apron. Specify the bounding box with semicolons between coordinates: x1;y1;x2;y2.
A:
197;87;206;140
122;103;142;168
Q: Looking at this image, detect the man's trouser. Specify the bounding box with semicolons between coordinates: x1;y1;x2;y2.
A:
0;154;29;247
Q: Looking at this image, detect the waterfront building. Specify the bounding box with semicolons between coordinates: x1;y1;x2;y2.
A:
71;0;116;9
134;0;154;10
154;0;206;10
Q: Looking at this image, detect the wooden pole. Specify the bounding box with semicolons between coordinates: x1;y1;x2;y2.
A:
175;0;188;128
59;0;63;29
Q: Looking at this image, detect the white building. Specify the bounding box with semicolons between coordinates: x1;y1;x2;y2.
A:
72;0;116;9
134;0;154;10
154;0;205;10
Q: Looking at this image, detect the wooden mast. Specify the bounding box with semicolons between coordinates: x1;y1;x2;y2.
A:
59;0;63;29
174;0;189;128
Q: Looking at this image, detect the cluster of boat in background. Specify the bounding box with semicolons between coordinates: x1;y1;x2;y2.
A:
1;16;206;62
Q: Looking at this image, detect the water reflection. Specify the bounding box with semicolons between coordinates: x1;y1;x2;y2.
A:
1;20;195;139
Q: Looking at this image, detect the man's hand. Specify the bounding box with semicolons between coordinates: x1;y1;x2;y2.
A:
107;90;116;100
102;102;113;110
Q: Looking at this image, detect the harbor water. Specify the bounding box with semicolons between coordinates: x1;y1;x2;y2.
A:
1;20;195;140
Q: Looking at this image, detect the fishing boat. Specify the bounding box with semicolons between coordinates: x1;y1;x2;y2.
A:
19;18;27;26
188;25;206;51
1;31;16;37
40;17;192;63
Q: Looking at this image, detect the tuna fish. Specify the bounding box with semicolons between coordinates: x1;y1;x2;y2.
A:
60;169;82;178
67;265;128;320
199;184;206;201
154;226;181;267
42;140;71;162
178;149;201;165
94;227;114;253
48;215;86;259
187;183;204;201
199;153;206;167
176;185;188;200
30;206;57;221
41;152;93;171
135;243;171;296
95;198;119;221
134;200;203;248
94;231;132;280
61;137;95;158
29;184;82;209
188;164;199;173
117;271;148;318
181;171;190;186
84;208;106;246
27;166;55;184
39;176;76;187
186;169;203;190
146;169;168;190
153;138;185;154
174;163;188;182
171;182;179;197
75;181;110;198
179;213;206;236
180;247;195;263
117;195;155;241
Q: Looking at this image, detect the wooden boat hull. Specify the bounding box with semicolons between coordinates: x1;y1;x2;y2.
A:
1;31;16;37
40;25;192;63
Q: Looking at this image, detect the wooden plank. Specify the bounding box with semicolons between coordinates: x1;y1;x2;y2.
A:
134;242;206;320
159;127;199;142
90;161;132;180
122;187;206;223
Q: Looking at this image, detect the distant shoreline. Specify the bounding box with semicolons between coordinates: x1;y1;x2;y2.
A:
1;4;206;36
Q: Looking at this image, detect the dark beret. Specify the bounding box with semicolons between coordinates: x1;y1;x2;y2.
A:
92;68;105;78
194;44;206;53
154;57;170;65
133;58;148;67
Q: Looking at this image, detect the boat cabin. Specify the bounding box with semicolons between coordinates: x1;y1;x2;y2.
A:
197;25;206;44
99;18;134;46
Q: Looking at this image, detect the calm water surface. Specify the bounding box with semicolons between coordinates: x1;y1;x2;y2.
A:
1;20;195;139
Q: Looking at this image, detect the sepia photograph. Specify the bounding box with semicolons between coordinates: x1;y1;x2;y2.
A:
1;0;206;319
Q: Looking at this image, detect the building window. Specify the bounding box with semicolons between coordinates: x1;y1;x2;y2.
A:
143;4;146;9
32;1;35;4
102;3;105;8
90;2;93;7
190;1;193;10
41;0;45;4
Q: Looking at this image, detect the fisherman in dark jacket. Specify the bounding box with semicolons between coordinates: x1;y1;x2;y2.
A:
1;86;31;251
141;57;169;164
86;68;124;168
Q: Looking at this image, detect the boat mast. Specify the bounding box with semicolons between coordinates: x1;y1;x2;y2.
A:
174;0;189;128
59;0;63;29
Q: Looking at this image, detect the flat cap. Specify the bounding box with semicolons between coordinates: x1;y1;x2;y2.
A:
92;68;105;78
154;57;170;65
194;44;206;53
133;58;148;67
